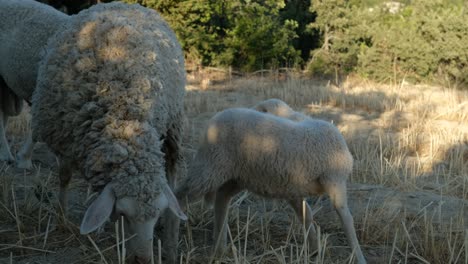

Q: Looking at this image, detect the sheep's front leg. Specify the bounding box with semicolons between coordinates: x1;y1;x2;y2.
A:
213;181;241;257
16;126;34;169
162;175;180;264
288;199;318;252
161;127;185;264
58;160;72;220
0;111;14;162
325;182;366;264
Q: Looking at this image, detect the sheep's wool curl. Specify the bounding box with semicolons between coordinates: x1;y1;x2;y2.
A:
32;3;186;220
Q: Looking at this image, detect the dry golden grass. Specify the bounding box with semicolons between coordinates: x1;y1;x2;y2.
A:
1;72;467;263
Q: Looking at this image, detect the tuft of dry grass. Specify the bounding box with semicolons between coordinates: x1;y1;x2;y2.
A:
1;73;467;263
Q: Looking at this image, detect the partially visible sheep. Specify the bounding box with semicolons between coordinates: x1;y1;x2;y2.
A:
252;98;308;121
31;3;187;263
0;0;68;168
176;108;366;264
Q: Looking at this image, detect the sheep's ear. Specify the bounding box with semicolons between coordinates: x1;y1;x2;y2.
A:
163;184;187;221
80;185;115;234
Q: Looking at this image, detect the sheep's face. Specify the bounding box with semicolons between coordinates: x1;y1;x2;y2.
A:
79;184;187;264
113;196;161;264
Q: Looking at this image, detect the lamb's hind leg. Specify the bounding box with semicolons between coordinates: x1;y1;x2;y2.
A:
213;180;241;257
324;181;366;264
288;199;319;252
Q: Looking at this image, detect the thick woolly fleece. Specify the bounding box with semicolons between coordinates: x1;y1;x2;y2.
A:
252;98;308;122
32;2;186;220
0;0;68;101
177;108;353;200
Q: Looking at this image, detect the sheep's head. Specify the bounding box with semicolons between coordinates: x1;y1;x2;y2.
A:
74;117;187;263
79;183;186;264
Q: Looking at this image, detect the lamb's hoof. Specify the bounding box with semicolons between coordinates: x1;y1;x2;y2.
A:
16;156;32;170
310;246;319;257
163;254;177;264
212;245;227;259
160;246;177;264
304;241;319;257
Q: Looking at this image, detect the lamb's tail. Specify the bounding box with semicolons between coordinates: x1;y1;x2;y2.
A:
203;191;215;208
174;160;213;204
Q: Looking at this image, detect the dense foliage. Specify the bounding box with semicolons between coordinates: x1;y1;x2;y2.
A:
307;0;468;87
40;0;468;87
123;0;305;71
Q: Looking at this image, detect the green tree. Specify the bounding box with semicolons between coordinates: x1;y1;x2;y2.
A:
307;0;468;87
124;0;301;71
280;0;318;62
218;1;300;71
358;0;468;86
307;0;366;78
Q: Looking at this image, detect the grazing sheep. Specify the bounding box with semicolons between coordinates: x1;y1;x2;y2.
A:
252;98;308;121
31;3;187;263
176;108;366;264
0;0;68;168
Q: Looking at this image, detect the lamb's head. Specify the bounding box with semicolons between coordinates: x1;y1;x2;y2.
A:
253;98;295;117
253;99;307;122
79;181;187;263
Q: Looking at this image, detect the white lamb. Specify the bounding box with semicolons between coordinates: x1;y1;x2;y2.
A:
30;2;187;263
176;107;366;264
0;0;68;168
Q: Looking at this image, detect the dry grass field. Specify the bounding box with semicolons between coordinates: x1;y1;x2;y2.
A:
1;71;467;264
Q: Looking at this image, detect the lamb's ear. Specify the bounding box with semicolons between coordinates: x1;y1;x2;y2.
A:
80;185;116;234
163;184;188;221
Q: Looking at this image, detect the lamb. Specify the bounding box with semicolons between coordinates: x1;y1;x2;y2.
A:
176;107;366;264
31;3;187;263
252;98;308;121
0;0;68;168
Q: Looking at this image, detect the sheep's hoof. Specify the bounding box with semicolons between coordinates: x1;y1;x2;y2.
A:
16;156;32;170
57;220;67;232
57;215;70;232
